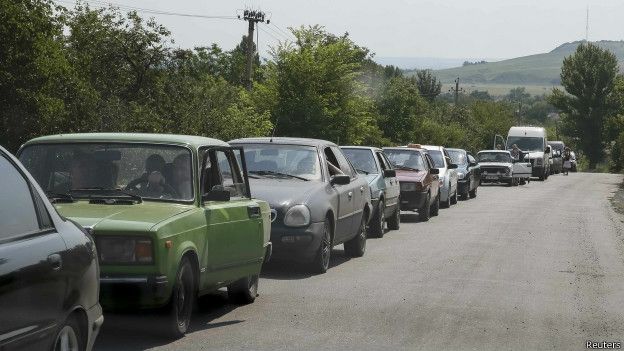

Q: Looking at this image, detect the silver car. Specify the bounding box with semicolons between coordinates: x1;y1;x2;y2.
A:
421;145;458;208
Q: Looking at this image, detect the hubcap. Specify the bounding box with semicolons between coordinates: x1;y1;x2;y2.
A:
54;326;79;351
321;223;331;268
176;266;190;327
379;204;385;231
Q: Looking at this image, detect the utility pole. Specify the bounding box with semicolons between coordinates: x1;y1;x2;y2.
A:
449;77;464;105
239;9;268;90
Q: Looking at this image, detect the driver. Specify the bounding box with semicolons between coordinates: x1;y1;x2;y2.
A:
126;154;170;197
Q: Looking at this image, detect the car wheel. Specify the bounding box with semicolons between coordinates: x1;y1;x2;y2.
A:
461;181;470;200
311;219;332;273
419;193;431;222
387;204;400;230
469;186;477;198
369;200;385;238
167;256;195;338
228;274;259;304
430;194;440;216
440;189;451;208
53;317;83;351
450;190;458;205
344;214;367;257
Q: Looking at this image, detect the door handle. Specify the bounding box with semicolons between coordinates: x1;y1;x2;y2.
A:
48;254;62;271
348;191;353;199
247;205;262;218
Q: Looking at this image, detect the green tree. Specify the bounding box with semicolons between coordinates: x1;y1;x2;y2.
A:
376;77;427;144
414;70;442;102
549;43;619;169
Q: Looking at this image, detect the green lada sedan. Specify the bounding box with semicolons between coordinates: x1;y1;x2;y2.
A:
18;133;272;338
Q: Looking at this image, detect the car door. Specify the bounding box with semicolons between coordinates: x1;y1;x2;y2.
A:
200;147;263;285
324;147;355;243
467;153;480;188
424;154;440;200
443;148;458;195
375;151;399;217
0;151;68;350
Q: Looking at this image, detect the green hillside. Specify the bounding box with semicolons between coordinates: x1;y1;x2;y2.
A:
424;40;624;86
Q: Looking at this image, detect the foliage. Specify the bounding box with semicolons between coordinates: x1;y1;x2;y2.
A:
549;43;619;169
414;70;442;102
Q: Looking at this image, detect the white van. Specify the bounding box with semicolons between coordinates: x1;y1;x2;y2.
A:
505;126;551;180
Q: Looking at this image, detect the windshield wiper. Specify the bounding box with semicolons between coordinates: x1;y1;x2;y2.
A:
250;170;310;181
71;187;143;203
45;191;75;203
355;168;369;175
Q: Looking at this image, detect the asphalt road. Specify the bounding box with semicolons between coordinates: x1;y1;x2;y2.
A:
95;172;624;351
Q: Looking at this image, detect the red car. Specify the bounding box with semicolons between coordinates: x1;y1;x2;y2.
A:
382;146;441;221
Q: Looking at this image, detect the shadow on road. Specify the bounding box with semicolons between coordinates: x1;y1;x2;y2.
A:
400;213;421;223
260;248;351;280
94;291;242;351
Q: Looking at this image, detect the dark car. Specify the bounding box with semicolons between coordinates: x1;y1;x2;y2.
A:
341;146;401;238
548;141;565;174
382;147;440;222
229;137;372;273
446;148;480;199
0;146;103;351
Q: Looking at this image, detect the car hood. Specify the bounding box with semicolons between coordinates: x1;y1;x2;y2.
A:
55;201;193;233
395;169;426;182
479;162;512;167
249;178;327;210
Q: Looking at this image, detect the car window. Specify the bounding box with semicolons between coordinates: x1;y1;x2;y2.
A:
424;154;434;171
467;154;477;164
447;150;467;165
375;152;388;171
215;150;247;198
384;149;426;170
0;154;40;238
324;147;344;177
331;147;355;177
239;144;322;181
427;150;445;168
342;148;378;174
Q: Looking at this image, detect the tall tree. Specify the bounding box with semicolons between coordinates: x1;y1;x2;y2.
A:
549;43;619;169
414;70;442;102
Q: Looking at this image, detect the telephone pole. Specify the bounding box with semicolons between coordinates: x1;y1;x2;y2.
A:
449;77;464;105
239;9;268;90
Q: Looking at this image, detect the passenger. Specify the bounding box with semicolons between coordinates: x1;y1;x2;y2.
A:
126;154;166;194
172;153;192;199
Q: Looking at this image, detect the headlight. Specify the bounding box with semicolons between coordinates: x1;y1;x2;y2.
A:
400;182;417;191
284;204;311;227
97;237;153;264
506;167;512;175
457;172;465;179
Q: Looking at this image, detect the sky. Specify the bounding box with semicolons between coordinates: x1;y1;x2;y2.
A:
62;0;624;60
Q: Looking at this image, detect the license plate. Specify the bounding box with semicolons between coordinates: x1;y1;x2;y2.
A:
486;175;498;180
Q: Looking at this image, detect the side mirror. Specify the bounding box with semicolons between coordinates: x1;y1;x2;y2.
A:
330;174;351;186
202;189;231;202
448;163;458;169
383;169;396;178
430;168;440;175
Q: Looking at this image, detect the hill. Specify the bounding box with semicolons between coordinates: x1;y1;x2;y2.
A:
414;41;624;86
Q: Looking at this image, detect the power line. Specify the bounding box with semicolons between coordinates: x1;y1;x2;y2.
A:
270;23;296;40
261;24;290;41
55;0;238;20
258;25;281;42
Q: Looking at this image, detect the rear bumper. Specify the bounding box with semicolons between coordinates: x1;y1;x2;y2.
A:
99;275;169;310
480;175;512;183
269;221;326;263
400;190;427;211
86;304;104;351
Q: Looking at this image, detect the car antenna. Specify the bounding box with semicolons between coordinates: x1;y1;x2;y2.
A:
270;116;280;143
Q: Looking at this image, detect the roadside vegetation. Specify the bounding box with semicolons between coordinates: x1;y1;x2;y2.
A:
3;0;624;172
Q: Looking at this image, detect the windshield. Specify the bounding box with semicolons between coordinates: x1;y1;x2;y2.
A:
447;150;467;165
478;152;512;163
384;149;426;170
19;143;193;201
342;148;378;174
427;150;445;168
507;136;544;152
240;144;321;181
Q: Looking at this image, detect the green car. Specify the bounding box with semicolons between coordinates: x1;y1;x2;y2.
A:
18;133;272;337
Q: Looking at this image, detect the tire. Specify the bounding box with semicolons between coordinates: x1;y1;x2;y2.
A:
450;190;458;205
419;193;431;222
310;218;332;274
167;256;195;338
460;181;470;200
507;180;513;187
344;213;367;257
369;200;385;238
53;316;83;351
387;204;400;230
469;186;477;198
430;194;440;216
228;274;259;304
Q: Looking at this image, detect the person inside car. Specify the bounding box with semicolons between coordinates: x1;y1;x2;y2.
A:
126;154;175;197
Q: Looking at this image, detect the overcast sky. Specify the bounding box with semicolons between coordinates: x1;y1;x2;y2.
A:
70;0;624;60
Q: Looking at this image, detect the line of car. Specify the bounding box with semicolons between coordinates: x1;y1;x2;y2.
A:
0;128;570;350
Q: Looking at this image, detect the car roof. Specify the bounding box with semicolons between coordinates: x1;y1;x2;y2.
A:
478;150;510;154
229;137;336;147
341;146;381;152
383;146;425;153
22;133;228;149
420;145;444;151
508;126;546;137
446;148;466;153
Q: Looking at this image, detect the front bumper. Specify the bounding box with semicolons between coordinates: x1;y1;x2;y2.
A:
86;304;104;351
99;274;169;309
270;221;326;263
400;190;427;211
